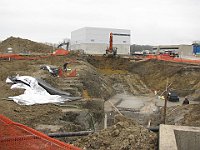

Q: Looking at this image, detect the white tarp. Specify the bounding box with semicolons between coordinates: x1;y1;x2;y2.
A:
6;75;70;105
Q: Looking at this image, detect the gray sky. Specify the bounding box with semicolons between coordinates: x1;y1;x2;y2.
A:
0;0;200;45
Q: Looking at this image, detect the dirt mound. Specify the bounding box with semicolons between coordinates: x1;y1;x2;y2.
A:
0;37;53;54
73;115;157;150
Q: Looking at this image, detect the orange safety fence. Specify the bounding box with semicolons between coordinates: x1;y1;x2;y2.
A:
146;54;200;64
0;54;51;60
0;52;70;60
0;114;81;150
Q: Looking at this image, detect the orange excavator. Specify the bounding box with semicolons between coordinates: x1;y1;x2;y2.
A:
104;32;130;57
105;32;117;56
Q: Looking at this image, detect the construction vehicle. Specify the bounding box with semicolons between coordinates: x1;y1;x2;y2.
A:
160;50;179;58
57;40;70;50
104;32;130;57
104;32;117;57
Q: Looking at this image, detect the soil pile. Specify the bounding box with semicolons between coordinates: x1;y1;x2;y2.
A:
74;115;157;150
0;37;53;54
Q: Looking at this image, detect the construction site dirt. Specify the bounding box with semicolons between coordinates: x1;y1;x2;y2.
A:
1;38;200;149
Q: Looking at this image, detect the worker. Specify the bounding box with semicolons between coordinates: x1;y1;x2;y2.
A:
183;97;189;105
63;62;69;72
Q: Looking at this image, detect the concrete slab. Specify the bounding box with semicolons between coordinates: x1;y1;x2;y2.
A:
159;124;200;150
105;94;199;112
104;94;154;112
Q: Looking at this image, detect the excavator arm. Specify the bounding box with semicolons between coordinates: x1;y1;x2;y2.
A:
105;32;130;57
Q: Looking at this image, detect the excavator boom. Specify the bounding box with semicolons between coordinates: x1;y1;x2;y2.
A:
105;32;130;57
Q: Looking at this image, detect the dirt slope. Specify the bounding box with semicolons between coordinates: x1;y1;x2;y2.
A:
164;104;200;127
0;37;53;54
0;56;114;133
88;56;200;99
129;60;200;99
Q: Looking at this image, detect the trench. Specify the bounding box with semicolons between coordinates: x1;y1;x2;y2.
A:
86;56;200;128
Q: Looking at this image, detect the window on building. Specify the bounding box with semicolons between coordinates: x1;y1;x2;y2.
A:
123;41;126;43
91;39;95;42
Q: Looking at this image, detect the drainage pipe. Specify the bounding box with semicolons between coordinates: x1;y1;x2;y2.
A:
47;131;94;138
47;126;159;138
147;126;159;132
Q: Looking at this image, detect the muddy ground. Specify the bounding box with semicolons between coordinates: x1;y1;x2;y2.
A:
1;52;200;149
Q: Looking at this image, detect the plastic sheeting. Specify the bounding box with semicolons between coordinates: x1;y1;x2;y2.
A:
6;75;80;105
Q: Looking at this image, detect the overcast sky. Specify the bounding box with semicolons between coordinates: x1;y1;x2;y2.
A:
0;0;200;45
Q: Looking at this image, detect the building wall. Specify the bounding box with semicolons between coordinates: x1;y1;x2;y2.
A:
153;45;193;57
71;28;86;45
71;43;130;54
71;27;131;54
179;45;193;57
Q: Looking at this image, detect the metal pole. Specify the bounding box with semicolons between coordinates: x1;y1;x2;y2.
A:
163;78;169;124
163;95;167;124
104;113;107;129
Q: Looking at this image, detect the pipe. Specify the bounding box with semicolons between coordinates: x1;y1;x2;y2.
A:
47;126;159;138
147;126;159;132
47;131;94;138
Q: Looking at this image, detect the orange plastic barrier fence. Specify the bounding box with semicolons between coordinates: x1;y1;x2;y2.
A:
0;54;51;60
146;55;200;64
0;114;81;150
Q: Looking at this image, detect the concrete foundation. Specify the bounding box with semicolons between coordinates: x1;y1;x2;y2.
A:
159;124;200;150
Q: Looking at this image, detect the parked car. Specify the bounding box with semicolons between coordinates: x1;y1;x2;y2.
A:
167;91;179;102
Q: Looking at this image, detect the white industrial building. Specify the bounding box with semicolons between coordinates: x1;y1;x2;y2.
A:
71;27;131;54
153;45;193;57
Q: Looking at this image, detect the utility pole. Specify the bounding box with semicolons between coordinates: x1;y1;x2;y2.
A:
163;78;169;124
